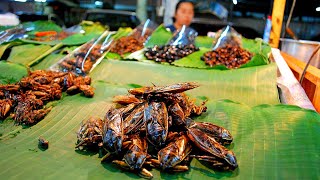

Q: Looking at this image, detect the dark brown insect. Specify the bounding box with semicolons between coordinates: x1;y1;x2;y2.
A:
112;135;153;179
76;117;104;150
38;136;49;150
145;101;169;148
102;108;124;154
187;119;233;145
187;127;238;170
151;134;192;171
128;82;199;96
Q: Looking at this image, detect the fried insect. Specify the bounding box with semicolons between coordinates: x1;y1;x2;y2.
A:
76;117;104;150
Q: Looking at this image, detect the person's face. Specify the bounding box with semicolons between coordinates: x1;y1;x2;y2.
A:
174;2;194;26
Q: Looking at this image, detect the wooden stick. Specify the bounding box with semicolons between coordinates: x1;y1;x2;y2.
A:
269;0;286;48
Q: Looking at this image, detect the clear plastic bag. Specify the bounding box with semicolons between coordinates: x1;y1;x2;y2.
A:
0;25;29;45
130;19;158;43
168;25;198;46
212;25;242;50
49;30;111;75
109;19;158;55
144;25;199;63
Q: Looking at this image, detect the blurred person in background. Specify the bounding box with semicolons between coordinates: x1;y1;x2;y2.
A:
166;0;195;33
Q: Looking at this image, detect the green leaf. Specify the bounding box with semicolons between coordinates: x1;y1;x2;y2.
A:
28;43;63;67
111;27;132;40
240;53;269;68
0;81;318;179
124;49;146;60
0;61;27;84
61;33;99;46
80;21;107;34
172;47;212;69
0;25;15;31
105;52;122;60
172;38;271;69
0;41;23;59
145;25;172;48
20;38;61;46
20;21;106;46
23;21;62;36
31;53;65;70
1;58;299;179
242;37;271;58
7;44;52;66
59;46;79;54
91;60;279;106
195;36;214;48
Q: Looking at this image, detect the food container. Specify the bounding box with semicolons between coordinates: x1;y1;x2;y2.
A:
280;38;320;68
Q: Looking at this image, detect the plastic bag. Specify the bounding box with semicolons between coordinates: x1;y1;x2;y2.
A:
144;25;199;63
130;19;158;43
109;19;158;56
49;30;111;75
0;25;30;45
168;25;198;46
212;25;242;50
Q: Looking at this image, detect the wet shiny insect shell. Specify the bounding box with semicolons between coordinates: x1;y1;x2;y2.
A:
103;108;124;154
152;134;192;171
145;102;168;148
187;127;238;170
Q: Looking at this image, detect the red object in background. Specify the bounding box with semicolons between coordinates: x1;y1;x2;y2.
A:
35;31;58;37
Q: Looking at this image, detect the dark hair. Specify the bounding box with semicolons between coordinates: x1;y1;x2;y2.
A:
175;0;195;13
172;0;195;22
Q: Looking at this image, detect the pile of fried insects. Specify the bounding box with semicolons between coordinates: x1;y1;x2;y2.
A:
75;82;238;179
0;70;94;125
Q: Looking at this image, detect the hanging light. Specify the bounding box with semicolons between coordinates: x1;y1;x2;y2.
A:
316;7;320;11
233;0;237;5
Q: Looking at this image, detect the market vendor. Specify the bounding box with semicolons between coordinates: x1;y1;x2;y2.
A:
166;0;196;33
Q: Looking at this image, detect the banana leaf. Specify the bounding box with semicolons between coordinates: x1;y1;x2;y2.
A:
6;44;62;67
0;80;319;179
144;25;172;48
31;53;65;70
171;37;271;69
195;36;215;48
90;60;279;106
0;25;15;31
120;25;270;69
0;41;23;59
0;61;27;84
20;21;106;46
111;27;132;40
80;21;107;34
144;25;214;48
242;38;271;59
23;21;62;35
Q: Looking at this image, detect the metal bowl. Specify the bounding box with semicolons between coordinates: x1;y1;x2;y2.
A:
280;38;320;68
